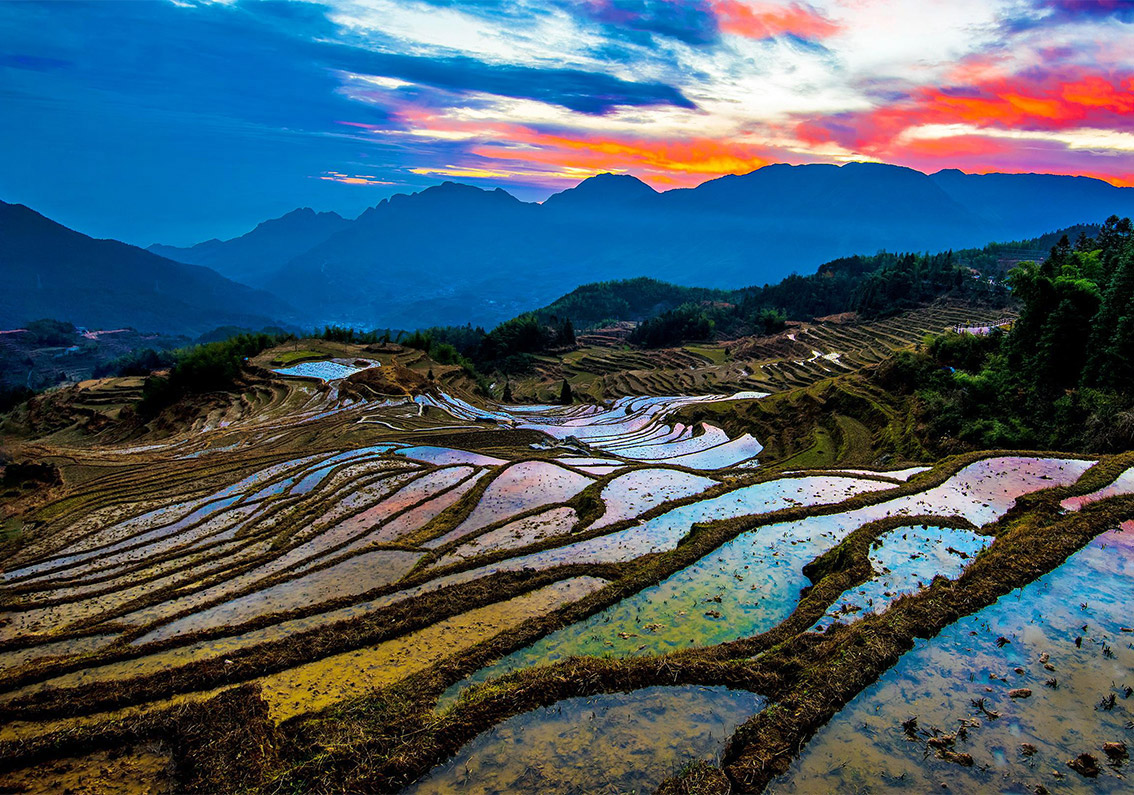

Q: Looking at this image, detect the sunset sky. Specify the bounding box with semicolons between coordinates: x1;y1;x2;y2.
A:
2;0;1132;244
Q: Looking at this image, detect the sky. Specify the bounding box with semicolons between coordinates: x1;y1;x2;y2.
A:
1;0;1133;246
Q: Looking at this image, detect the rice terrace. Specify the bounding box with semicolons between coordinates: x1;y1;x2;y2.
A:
3;1;1134;793
1;290;1132;793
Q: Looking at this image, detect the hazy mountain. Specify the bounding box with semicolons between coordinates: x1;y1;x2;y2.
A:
928;169;1134;236
542;172;658;212
666;162;978;226
0;200;291;335
148;207;349;287
149;163;1134;330
272;182;545;330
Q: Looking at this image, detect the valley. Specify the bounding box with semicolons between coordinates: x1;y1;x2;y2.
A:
2;300;1131;794
5;2;1134;792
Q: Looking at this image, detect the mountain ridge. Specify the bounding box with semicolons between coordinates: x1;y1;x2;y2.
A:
20;162;1134;332
244;162;1132;328
1;200;292;335
147;206;350;287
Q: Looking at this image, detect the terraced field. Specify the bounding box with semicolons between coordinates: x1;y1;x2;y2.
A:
515;303;1013;401
2;332;1130;795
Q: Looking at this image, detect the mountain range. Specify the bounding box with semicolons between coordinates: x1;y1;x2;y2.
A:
148;208;351;288
0;200;291;336
146;163;1134;329
4;162;1134;335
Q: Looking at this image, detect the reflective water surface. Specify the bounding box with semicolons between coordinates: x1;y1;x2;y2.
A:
408;686;764;795
771;522;1134;794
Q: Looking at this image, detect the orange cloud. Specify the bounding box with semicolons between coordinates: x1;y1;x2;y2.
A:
917;73;1134;129
472;131;778;187
709;0;839;39
384;106;781;188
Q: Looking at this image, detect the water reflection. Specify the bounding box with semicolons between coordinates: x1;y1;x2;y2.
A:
771;523;1134;794
408;686;763;795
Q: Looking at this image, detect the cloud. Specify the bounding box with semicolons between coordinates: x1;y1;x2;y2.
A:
1007;0;1134;30
709;1;839;40
2;0;1132;242
569;0;839;45
317;171;397;185
574;1;721;45
316;41;697;114
796;67;1134;155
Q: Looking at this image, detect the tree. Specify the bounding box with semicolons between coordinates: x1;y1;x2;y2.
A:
24;318;77;346
502;381;513;402
1084;248;1134;388
757;308;787;335
559;378;573;405
558;317;576;346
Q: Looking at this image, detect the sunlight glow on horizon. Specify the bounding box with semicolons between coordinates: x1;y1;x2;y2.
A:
1;0;1131;243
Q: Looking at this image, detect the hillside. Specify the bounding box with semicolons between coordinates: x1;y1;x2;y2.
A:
0;201;292;336
147;207;350;287
2;216;1133;795
403;223;1094;378
149;163;1134;330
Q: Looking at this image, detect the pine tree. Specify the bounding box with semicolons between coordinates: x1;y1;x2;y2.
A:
560;317;576;346
1084;250;1134;387
502;381;513;403
559;378;573;405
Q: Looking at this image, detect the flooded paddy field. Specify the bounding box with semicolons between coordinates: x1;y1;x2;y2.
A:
771;522;1134;794
409;686;763;795
2;340;1131;794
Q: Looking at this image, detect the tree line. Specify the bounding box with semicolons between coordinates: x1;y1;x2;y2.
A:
879;216;1134;452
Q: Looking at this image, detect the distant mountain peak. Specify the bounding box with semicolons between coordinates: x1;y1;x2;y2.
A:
425;181;513;197
0;200;289;335
544;172;657;209
146;205;350;287
254;206;344;231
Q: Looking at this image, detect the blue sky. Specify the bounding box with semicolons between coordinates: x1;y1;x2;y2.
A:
2;0;1132;246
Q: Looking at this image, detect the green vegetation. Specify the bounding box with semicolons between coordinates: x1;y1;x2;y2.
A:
851;251;1003;318
92;348;178;378
620;247;1011;348
881;216;1134;453
476;313;575;372
22;318;79;346
340;314;576;381
138;332;286;416
628;303;716;347
269;348;326;366
535;277;728;328
317;325;395;344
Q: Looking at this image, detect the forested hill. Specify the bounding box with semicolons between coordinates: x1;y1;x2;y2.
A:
375;221;1105;375
887;214;1134;452
523;223;1100;346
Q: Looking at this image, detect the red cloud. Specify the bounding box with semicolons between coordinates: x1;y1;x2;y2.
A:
797;68;1134;154
366;77;1133;194
710;0;839;39
381;106;781;188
